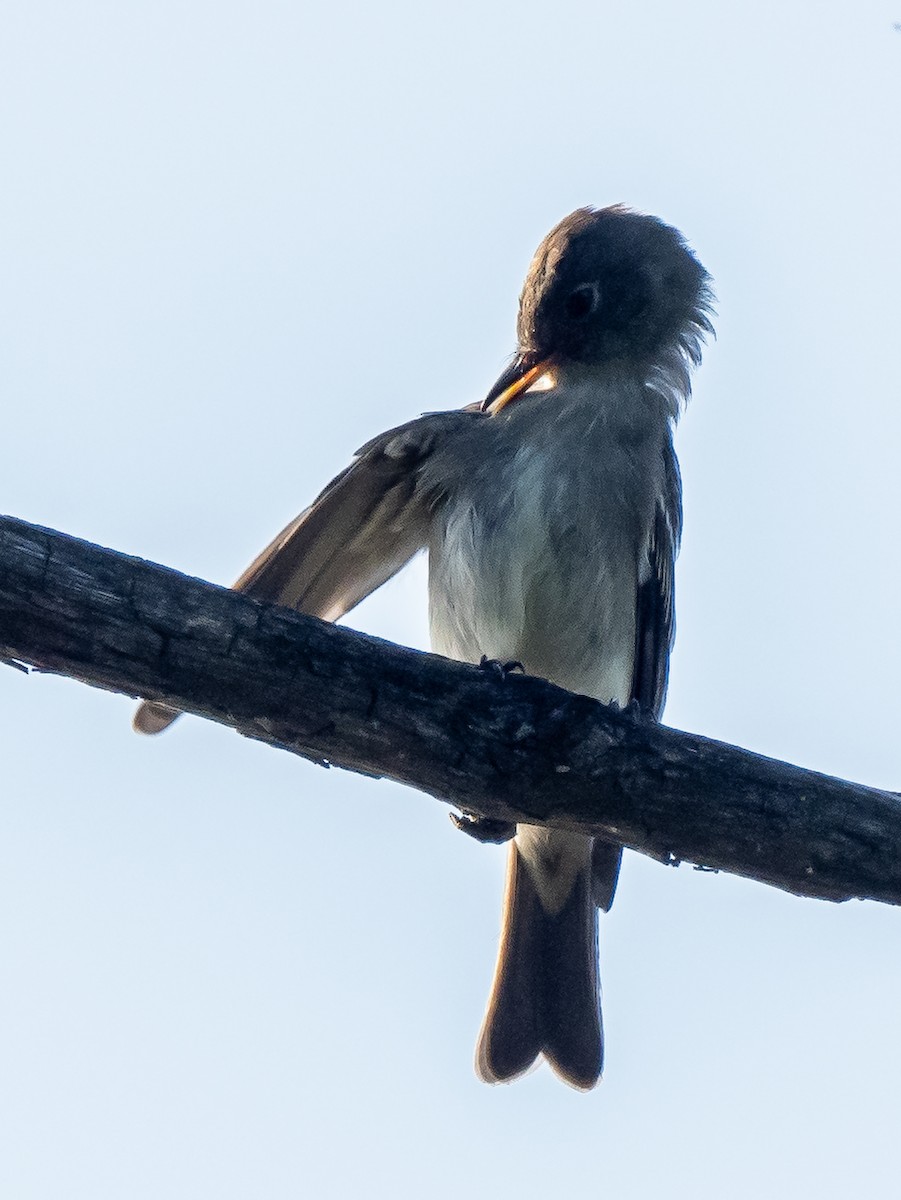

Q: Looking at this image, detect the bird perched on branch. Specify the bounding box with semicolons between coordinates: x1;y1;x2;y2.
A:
135;206;713;1089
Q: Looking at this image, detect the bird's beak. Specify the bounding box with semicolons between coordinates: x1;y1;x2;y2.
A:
481;352;555;415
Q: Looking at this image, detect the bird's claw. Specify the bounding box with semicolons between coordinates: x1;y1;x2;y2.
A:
478;655;525;680
608;697;648;723
450;812;516;844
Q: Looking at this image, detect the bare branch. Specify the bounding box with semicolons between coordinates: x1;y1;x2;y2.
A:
1;513;899;906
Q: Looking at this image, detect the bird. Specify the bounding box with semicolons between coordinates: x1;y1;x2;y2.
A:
134;205;713;1089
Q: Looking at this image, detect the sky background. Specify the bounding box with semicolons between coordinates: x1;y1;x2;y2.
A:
2;2;901;1196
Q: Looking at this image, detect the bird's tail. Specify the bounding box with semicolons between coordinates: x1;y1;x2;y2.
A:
475;835;604;1090
133;701;181;734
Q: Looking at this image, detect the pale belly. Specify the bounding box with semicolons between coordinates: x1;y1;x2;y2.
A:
427;485;639;708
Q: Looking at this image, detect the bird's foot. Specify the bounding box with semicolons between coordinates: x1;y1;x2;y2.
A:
608;697;649;723
478;655;525;680
450;812;516;844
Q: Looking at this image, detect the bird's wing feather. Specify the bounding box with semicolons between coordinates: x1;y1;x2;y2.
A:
592;439;681;909
632;438;682;718
234;417;445;616
134;411;474;734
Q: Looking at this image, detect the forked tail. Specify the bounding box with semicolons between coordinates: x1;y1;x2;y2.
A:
476;839;603;1090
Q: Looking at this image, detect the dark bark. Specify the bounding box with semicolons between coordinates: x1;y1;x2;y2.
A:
0;513;899;906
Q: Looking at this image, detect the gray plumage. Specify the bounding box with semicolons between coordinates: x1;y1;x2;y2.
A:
134;206;713;1089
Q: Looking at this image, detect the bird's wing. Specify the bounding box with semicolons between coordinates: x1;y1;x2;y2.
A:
632;438;682;719
134;411;476;734
233;413;466;614
592;439;682;911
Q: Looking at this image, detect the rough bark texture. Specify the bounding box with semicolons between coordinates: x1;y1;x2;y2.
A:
1;513;899;906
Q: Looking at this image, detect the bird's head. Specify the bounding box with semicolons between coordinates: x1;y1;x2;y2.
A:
483;206;714;415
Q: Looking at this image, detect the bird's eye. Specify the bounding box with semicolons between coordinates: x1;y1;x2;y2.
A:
565;283;600;320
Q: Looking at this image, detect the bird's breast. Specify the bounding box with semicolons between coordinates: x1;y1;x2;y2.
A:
427;398;663;703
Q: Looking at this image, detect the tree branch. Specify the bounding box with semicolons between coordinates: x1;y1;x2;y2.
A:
0;513;898;906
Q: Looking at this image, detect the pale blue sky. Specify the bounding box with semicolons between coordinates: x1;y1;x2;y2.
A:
2;3;901;1197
